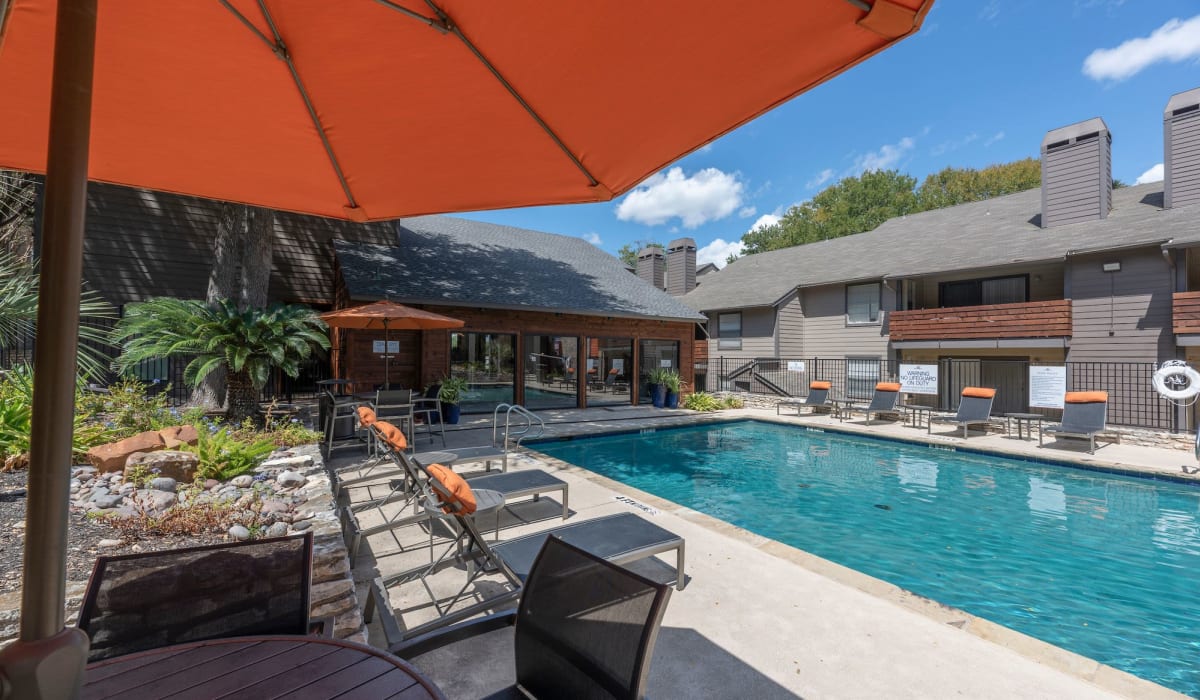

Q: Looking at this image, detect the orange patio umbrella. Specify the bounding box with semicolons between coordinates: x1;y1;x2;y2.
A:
320;301;464;389
0;1;932;696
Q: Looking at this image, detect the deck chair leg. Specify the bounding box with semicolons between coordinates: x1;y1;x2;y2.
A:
1089;435;1095;454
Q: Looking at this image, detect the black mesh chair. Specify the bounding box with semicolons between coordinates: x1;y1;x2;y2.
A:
77;532;317;661
396;536;672;700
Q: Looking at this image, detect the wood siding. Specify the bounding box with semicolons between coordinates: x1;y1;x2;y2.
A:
907;263;1064;308
1066;249;1174;362
1042;136;1110;228
776;290;805;356
800;283;891;360
889;300;1072;341
1173;291;1200;334
1165;105;1200;209
708;306;776;361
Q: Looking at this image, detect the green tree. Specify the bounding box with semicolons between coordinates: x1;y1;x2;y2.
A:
0;252;116;380
742;170;919;255
113;299;330;424
616;239;664;267
915;158;1041;210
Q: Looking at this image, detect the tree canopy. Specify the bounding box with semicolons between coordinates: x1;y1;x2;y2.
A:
616;239;664;267
741;158;1045;256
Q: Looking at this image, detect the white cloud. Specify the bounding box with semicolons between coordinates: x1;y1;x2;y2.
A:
1083;15;1200;81
984;131;1005;147
616;167;745;228
851;136;916;174
806;168;835;189
738;206;757;219
931;133;979;157
1135;163;1164;184
979;1;1001;22
580;232;602;246
697;238;745;268
750;214;781;231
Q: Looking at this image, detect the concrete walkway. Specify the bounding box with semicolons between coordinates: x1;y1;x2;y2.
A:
340;406;1191;699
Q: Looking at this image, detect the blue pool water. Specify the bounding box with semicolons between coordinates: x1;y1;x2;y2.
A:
533;421;1200;696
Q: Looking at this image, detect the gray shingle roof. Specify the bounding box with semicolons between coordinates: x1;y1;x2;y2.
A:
336;216;704;322
682;182;1197;313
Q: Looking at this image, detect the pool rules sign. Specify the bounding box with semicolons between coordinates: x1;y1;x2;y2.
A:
1029;366;1066;409
899;364;938;395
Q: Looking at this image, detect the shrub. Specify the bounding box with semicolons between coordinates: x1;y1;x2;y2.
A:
682;392;723;412
722;396;745;409
0;364;109;469
77;377;175;439
231;413;321;448
182;426;277;481
100;499;269;541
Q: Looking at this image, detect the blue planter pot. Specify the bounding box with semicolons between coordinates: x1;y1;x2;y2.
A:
442;403;461;424
666;391;679;409
652;384;667;408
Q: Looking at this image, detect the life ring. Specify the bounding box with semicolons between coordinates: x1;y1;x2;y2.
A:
1152;361;1200;401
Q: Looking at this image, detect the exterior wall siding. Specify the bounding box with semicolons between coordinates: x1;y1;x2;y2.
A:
908;263;1065;308
1165;104;1200;209
800;283;891;360
1066;248;1174;362
776;290;805;356
708;306;776;361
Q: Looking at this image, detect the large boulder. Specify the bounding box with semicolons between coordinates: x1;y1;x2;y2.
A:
124;450;200;483
86;430;166;473
158;425;199;449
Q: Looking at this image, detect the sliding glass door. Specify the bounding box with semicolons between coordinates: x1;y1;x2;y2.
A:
523;335;579;410
449;332;515;414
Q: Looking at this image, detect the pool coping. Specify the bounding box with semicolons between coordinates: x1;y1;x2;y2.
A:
524;414;1191;700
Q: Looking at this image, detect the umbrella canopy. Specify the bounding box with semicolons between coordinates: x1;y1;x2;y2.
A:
0;0;931;221
0;1;931;696
320;300;464;331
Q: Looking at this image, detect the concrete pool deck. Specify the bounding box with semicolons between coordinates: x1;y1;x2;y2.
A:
343;406;1194;698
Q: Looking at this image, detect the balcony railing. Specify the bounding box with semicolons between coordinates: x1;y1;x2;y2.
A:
1173;291;1200;334
889;299;1072;342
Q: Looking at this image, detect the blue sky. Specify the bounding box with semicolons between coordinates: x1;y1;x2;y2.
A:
460;1;1200;268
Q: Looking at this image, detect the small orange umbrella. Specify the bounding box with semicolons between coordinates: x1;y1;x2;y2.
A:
321;301;464;389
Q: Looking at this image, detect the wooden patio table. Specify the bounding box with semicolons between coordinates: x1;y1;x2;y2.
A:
83;635;446;699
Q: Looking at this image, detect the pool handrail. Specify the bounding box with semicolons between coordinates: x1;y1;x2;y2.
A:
493;403;545;451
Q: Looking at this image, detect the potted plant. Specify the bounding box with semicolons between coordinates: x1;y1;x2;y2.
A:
438;375;468;424
648;368;670;408
662;370;682;409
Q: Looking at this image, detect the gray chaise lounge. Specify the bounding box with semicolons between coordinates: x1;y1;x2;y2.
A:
1040;391;1109;454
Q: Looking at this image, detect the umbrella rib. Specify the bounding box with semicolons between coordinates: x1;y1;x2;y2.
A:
378;0;601;190
217;0;361;213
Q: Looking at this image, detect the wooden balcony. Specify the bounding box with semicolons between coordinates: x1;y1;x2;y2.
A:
889;299;1072;342
1173;291;1200;334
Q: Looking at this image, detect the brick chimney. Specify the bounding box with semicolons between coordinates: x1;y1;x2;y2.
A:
1040;117;1112;228
666;237;696;296
636;246;665;290
1165;86;1200;210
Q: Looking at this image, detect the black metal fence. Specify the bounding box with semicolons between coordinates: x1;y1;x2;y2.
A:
710;356;1182;432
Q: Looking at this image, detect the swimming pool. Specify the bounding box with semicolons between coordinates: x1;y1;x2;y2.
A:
532;420;1200;696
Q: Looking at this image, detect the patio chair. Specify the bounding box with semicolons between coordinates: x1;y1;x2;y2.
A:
603;367;629;394
322;388;361;456
365;462;684;641
391;536;672;700
777;380;833;415
411;385;446;448
1040;391;1109;454
374;389;416;448
840;382;901;424
929;387;997;438
342;420;570;566
77;533;320;662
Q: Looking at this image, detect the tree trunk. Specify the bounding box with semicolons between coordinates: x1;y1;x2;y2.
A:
225;368;260;425
192;202;245;409
239;206;274;311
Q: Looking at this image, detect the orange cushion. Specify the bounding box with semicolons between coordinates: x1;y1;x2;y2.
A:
1065;391;1108;404
810;381;832;390
357;406;376;427
962;387;995;399
426;463;477;515
567;368;575;374
374;420;407;451
609;368;619;375
875;382;901;392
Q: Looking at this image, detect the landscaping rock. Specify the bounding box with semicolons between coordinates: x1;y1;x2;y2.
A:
260;499;290;516
88;486;110;501
140;490;177;511
265;522;288;538
228;525;251;541
92;494;123;509
205;479;220;490
231;475;254;488
124;450;199;483
86;430;166;472
157;425;200;449
148;477;177;493
276;471;307;488
97;539;123;548
261;455;313;470
291;519;312;531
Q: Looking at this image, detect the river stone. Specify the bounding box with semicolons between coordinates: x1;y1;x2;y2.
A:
261;455;313;470
205;479;220;490
231;475;254;488
276;471;307;488
141;490;177;511
265;522;288;538
93;494;123;509
149;477;177;493
260;499;290;516
228;525;251;541
124;450;199;483
88;486;110;501
97;539;123;548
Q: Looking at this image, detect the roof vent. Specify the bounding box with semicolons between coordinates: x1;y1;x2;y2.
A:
666;237;696;296
1165;86;1200;210
1040;117;1111;228
636;246;665;291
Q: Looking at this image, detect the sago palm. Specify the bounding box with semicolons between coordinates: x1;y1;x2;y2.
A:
0;252;117;380
112;299;330;423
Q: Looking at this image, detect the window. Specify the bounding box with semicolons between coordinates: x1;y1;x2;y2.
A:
939;274;1028;308
717;312;741;350
846;283;881;324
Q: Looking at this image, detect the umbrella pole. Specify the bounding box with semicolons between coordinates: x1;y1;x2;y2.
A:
383;319;390;390
0;0;96;697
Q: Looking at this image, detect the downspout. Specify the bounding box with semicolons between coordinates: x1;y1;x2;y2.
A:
1163;244;1187;433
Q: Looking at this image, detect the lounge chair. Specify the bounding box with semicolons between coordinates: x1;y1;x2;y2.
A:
77;533;321;661
777;380;833;415
840;381;902;424
1040;391;1109;454
389;536;672;699
929;387;997;438
365;461;684;640
341;420;569;566
330;407;461;498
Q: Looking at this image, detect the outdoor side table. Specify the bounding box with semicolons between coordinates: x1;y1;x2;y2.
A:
83;635;446;699
900;404;934;429
1005;412;1044;440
